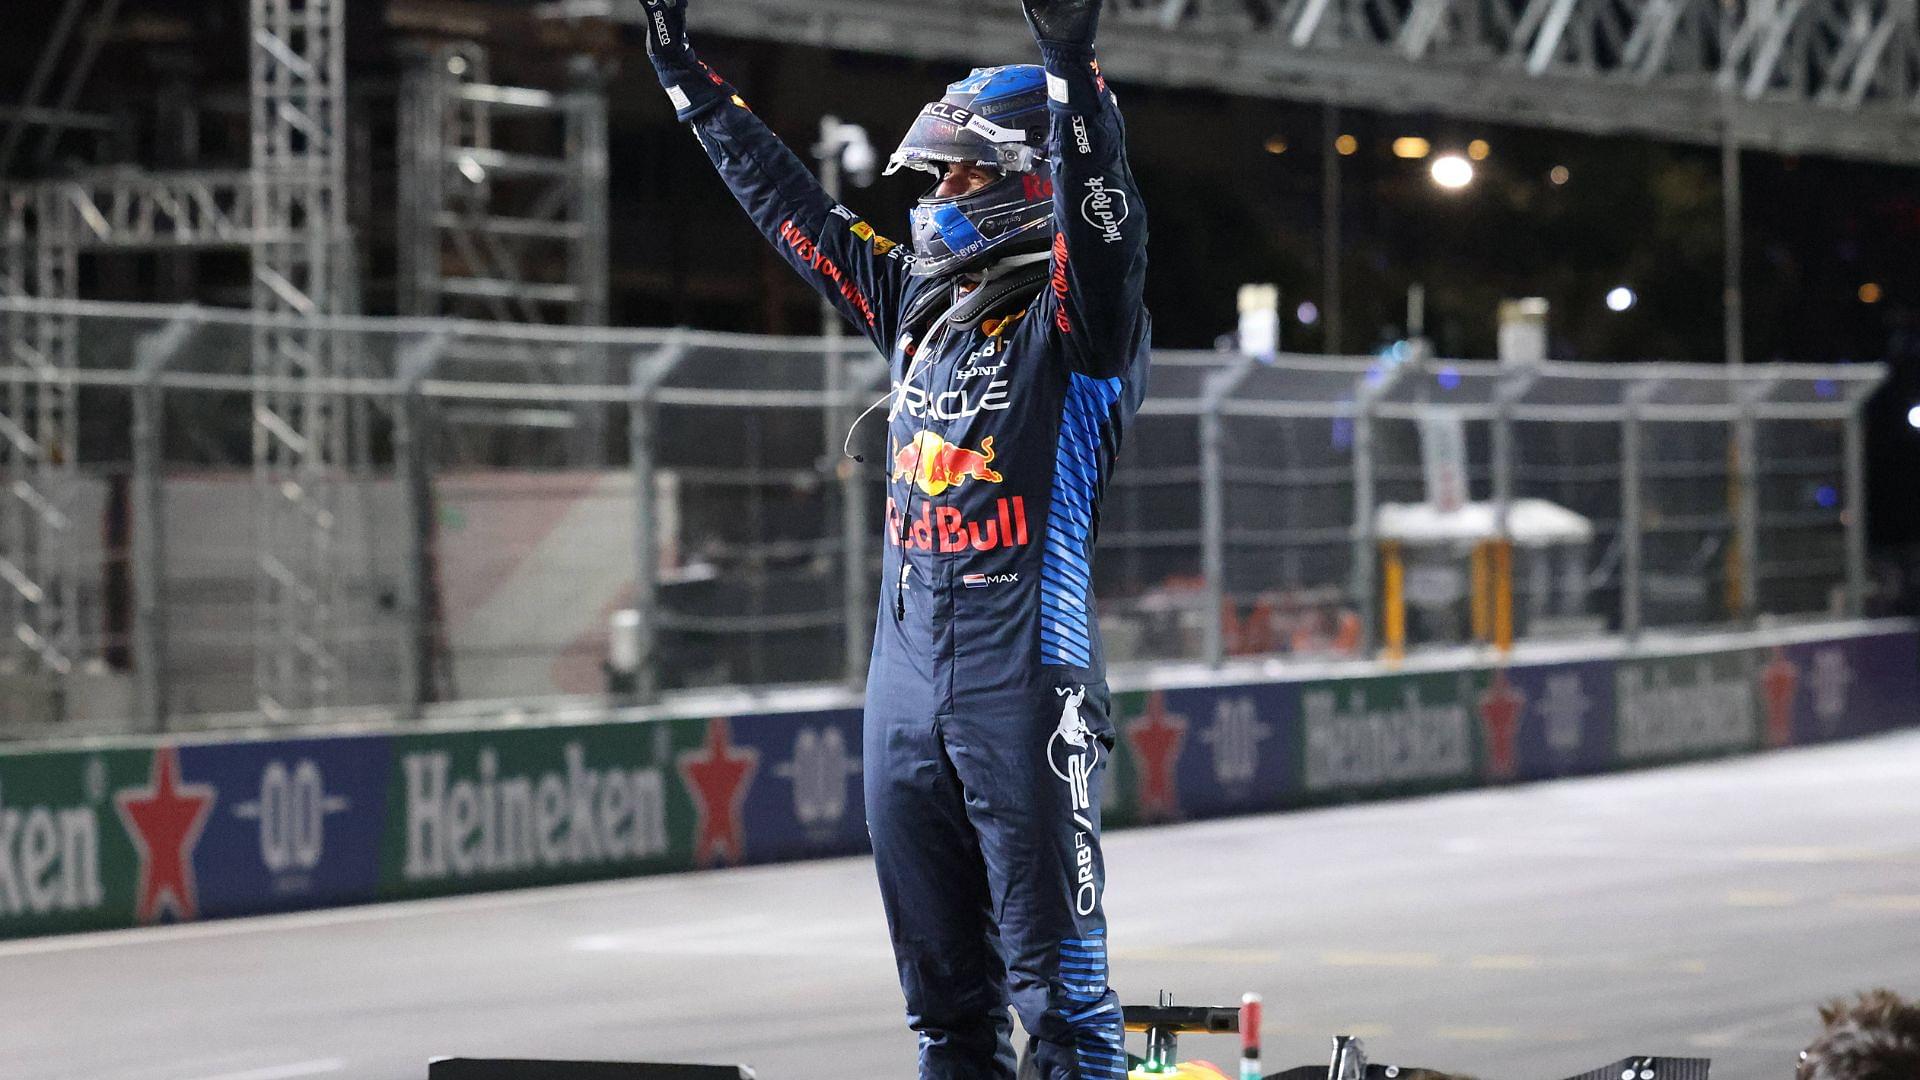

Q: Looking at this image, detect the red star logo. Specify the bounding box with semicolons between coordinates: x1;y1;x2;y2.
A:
1125;692;1187;822
115;747;215;924
1478;670;1527;780
677;718;759;867
1760;648;1799;748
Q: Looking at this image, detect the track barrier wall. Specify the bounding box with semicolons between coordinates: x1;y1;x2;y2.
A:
1;621;1913;939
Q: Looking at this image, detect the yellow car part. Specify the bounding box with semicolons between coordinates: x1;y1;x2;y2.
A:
1128;1061;1232;1080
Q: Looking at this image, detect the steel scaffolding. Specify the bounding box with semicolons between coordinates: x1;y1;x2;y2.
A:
397;42;612;466
248;0;352;719
0;188;79;696
2;0;358;720
541;0;1920;165
398;44;609;330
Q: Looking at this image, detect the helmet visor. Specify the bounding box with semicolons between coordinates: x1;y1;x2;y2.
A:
906;170;1055;277
886;101;1037;176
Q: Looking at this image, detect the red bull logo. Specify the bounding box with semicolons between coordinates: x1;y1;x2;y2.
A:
891;432;1003;496
886;496;1029;554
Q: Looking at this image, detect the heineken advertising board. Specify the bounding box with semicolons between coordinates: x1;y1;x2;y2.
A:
186;735;392;919
381;724;689;900
0;748;148;937
1295;669;1479;800
1771;630;1920;745
379;710;871;900
1472;660;1617;783
2;626;1913;940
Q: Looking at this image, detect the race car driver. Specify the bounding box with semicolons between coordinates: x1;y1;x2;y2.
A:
641;2;1149;1077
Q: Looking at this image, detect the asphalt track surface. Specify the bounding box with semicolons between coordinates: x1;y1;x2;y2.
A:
10;730;1920;1080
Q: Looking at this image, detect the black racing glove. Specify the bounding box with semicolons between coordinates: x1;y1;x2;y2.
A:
640;0;732;122
1020;0;1102;47
1023;0;1109;112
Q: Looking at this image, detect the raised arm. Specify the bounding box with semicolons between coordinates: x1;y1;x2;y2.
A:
1024;0;1149;377
640;0;909;354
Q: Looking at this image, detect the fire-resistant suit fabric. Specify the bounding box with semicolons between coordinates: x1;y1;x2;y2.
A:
645;6;1149;1077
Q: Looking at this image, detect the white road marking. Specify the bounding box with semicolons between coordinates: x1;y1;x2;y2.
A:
190;1060;345;1080
1432;1026;1519;1042
570;913;892;960
1468;954;1540;970
1726;889;1800;906
1319;950;1443;968
1835;893;1920;911
1435;837;1920;866
1735;845;1899;864
573;913;773;950
1116;945;1707;976
1689;1006;1815;1048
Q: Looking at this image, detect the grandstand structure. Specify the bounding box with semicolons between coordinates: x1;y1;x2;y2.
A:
0;0;1911;728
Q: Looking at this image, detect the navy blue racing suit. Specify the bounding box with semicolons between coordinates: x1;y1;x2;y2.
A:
661;44;1149;1080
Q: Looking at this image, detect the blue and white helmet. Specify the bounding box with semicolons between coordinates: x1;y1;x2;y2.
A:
886;65;1055;279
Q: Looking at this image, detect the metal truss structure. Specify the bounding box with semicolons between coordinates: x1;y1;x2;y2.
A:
4;8;611;719
36;172;270;249
397;41;611;460
0;0;124;699
399;44;609;328
543;0;1920;164
248;0;351;720
0;169;292;707
2;0;354;720
0;188;79;686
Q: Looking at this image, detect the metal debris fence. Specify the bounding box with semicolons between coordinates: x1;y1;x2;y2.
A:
0;298;1884;737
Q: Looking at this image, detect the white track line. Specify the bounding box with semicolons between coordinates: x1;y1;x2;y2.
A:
1689;1006;1816;1048
190;1060;345;1080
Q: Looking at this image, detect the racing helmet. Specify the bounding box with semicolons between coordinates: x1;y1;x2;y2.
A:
886;64;1055;278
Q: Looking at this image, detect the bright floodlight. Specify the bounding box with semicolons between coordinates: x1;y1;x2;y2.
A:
1908;404;1920;430
1430;154;1473;189
1606;286;1637;312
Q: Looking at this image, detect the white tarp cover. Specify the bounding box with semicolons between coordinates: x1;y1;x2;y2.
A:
1375;498;1595;547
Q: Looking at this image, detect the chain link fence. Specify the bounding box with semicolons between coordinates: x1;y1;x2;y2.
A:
0;299;1885;737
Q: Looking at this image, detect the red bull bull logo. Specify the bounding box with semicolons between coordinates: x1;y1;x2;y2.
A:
886;496;1029;554
891;432;1004;496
